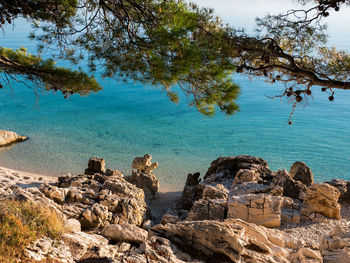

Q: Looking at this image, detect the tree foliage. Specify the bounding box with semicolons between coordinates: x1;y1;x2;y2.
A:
1;0;350;119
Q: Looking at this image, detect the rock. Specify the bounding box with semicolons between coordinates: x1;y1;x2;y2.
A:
186;184;228;221
181;172;201;210
301;183;341;220
230;182;283;196
106;168;124;177
61;231;109;260
25;237;74;263
290;161;314;186
290;248;322;262
84;157;106;175
271;169;306;200
327;179;350;203
185;172;201;187
204;155;275;187
186;198;227;221
80;203;111;229
227;193;282;227
320;223;350;263
160;214;180;225
0;130;27;147
126;171;159;200
140;235;193;263
101;177;147;226
152;219;289;263
281;209;301;224
233;168;260;184
201;184;228;200
40;184;67;203
64;218;81;232
132;154;158;173
102;223;148;243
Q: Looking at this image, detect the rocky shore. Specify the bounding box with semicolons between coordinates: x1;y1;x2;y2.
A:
1;132;350;262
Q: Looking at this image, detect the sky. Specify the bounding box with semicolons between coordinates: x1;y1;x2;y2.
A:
193;0;350;50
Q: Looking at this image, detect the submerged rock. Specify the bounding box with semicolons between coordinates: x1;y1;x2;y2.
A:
0;130;27;147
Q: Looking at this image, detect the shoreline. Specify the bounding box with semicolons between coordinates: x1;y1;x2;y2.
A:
0;165;58;188
0;164;182;193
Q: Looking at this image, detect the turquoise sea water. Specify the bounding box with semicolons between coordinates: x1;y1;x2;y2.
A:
1;1;350;190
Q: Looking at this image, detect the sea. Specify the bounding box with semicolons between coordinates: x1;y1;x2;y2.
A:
1;0;350;191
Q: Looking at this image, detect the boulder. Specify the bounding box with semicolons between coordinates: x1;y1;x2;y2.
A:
61;231;110;260
186;198;227;221
25;237;74;263
132;154;158;173
152;219;289;263
84;157;106;175
327;179;350;203
271;170;306;200
160;213;180;225
202;184;228;200
40;184;67;203
227;193;282;228
290;161;314;186
186;184;228;221
102;223;148;243
79;203;111;229
42;163;148;228
181;172;201;210
64;218;81;233
204;155;275;185
0;130;27;147
126;171;159;200
139;235;193;263
301;183;341;221
320;224;350;263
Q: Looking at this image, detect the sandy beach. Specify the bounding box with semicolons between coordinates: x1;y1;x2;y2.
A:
0;165;56;188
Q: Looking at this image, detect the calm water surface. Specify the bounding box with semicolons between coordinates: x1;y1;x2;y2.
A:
1;1;350;190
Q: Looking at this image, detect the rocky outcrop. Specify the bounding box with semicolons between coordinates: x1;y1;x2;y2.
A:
3;154;350;263
301;183;341;221
327;179;350;203
127;154;159;200
290;161;314;187
204;155;275;188
0;130;27;147
178;156;323;228
227;193;283;227
25;237;73;263
320;223;350;263
181;172;201;210
38;159;149;229
152;219;289;263
84;157;106;175
271;169;306;200
186;184;228;221
132;154;158;173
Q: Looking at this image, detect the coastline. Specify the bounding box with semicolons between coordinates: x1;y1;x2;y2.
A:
0;165;57;188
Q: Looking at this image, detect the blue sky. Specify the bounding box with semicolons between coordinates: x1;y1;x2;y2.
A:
193;0;350;50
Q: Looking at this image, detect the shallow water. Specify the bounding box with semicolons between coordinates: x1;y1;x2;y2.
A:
1;1;350;190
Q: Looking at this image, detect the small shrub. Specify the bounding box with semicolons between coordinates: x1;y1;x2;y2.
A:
0;199;65;263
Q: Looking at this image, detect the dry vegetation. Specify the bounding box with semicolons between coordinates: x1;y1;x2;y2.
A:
0;199;64;263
